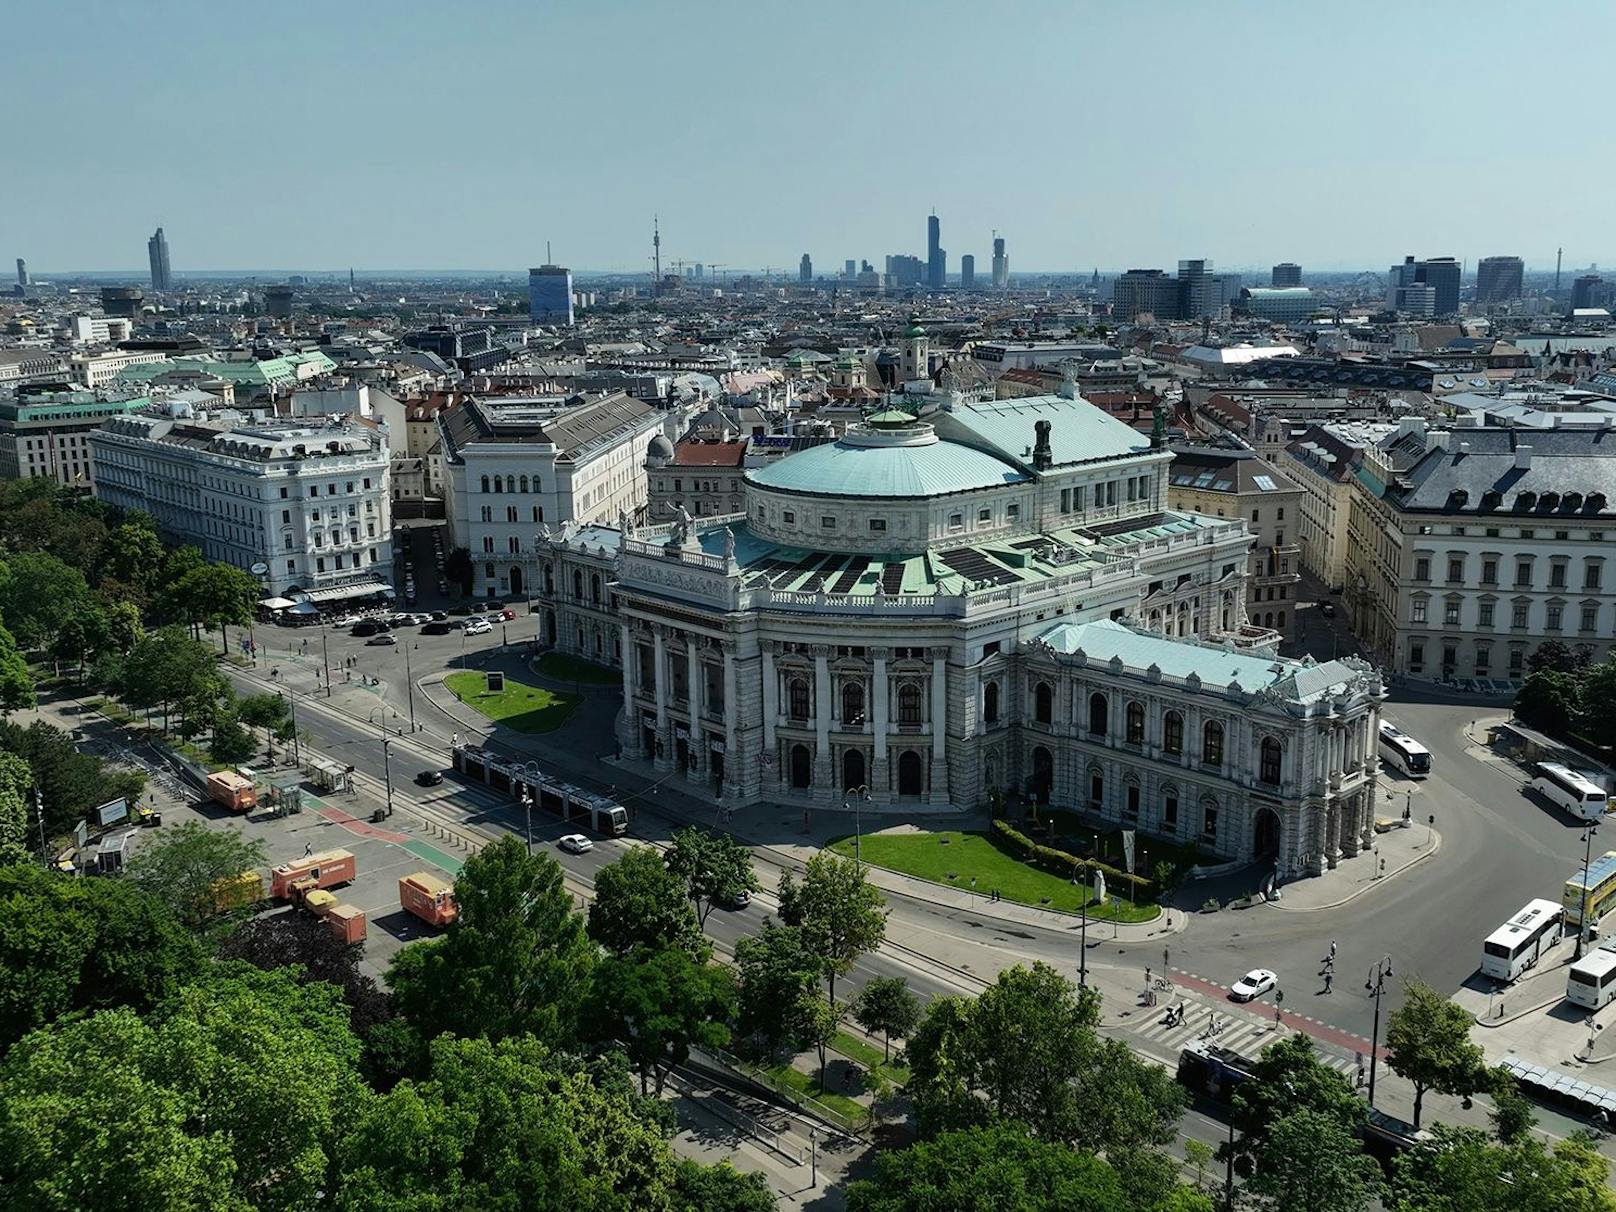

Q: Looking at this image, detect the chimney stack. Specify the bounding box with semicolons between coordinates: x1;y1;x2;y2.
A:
1515;445;1534;470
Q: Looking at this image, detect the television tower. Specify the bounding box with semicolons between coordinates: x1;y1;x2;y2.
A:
1556;247;1563;294
653;215;662;297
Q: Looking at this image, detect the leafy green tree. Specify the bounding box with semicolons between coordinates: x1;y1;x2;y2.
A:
1390;1123;1616;1211
443;545;474;594
0;865;203;1054
0;551;93;651
387;836;595;1048
217;905;392;1037
1246;1109;1381;1212
1527;639;1591;677
102;597;145;655
1515;669;1584;735
852;975;921;1061
121;626;222;732
1385;979;1486;1128
1578;659;1616;750
333;1033;678;1212
846;1122;1207;1212
778;851;888;1006
0;1007;239;1210
591;945;737;1095
169;562;260;652
124;820;268;928
0;623;35;715
665;826;758;927
733;920;823;1055
799;992;841;1094
905;962;1185;1154
238;691;295;761
588;844;706;957
1487;1065;1537;1145
0;752;30;865
671;1160;776;1212
96;519;167;604
208;709;257;765
1225;1033;1365;1174
49;598;110;677
0;717;145;839
151;544;206;628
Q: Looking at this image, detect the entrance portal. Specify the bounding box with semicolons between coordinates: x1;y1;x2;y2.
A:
842;749;865;792
1254;807;1282;860
897;750;924;796
790;744;812;790
509;565;524;596
1030;746;1053;805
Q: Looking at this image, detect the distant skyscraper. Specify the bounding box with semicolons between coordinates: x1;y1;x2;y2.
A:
529;264;575;325
960;255;975;290
1177;259;1241;319
1573;275;1610;310
693;262;704;280
147;226;171;291
14;259;26;288
991;234;1008;289
844;259;856;279
1415;256;1461;316
1271;262;1302;287
264;285;294;318
1475;255;1524;304
886;254;924;288
926;213;945;290
799;253;812;284
1113;269;1179;321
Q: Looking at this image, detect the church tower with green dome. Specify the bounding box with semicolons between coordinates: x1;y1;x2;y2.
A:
900;314;929;381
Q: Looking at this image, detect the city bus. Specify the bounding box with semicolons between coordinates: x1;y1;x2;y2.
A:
1481;899;1563;982
1530;762;1610;822
1566;948;1616;1010
1378;721;1432;778
1562;850;1616;931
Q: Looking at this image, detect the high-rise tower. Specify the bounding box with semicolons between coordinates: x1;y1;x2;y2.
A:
14;259;26;288
652;215;661;296
991;232;1008;289
926;213;945;290
147;226;171;291
1475;256;1524;304
530;263;575;325
799;254;812;284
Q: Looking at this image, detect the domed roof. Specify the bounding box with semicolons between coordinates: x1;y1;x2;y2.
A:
903;314;926;339
747;424;1027;499
644;433;675;464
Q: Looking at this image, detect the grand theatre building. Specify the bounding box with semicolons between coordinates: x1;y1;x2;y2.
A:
594;389;1383;879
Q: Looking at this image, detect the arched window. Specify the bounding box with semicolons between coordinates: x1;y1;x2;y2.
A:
519;475;529;493
842;681;864;724
533;478;542;494
1203;720;1224;766
1260;736;1283;785
1163;710;1183;755
1088;764;1103;809
1125;701;1145;745
1088;691;1108;736
1034;682;1053;725
898;683;923;724
573;570;584;599
591;573;601;604
493;475;503;493
984;681;1000;725
533;506;542;523
507;536;519;553
543;563;554;594
480;475;490;493
788;678;811;721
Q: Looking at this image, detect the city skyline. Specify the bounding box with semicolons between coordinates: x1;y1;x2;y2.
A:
6;1;1615;273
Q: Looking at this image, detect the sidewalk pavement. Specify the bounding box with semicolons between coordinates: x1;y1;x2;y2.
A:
1268;813;1442;912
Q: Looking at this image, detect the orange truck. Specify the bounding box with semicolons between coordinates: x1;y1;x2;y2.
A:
399;871;458;927
298;888;368;944
206;771;258;814
270;848;356;900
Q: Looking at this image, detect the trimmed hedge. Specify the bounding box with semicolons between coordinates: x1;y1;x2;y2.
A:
992;819;1154;898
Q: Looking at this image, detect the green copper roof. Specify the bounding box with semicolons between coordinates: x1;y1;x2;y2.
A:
937;395;1151;468
866;408;917;425
746;436;1028;498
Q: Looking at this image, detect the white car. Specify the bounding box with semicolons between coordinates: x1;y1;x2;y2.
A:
1229;969;1278;1002
464;619;492;636
558;833;593;854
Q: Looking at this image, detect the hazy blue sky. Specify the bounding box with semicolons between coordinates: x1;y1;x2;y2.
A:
9;0;1613;274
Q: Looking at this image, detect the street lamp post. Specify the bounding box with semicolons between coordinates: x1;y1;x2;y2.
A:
843;785;871;863
404;641;418;732
322;632;332;698
1365;956;1394;1107
521;789;533;853
1075;868;1089;987
381;736;394;817
282;688;301;767
1578;823;1600;960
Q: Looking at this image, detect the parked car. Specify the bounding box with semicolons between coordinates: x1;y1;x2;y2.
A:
500;608;517;620
558;834;593;854
351;621;381;637
421;622;453;636
430;611;448;621
365;633;398;646
464;619;492;637
414;770;444;787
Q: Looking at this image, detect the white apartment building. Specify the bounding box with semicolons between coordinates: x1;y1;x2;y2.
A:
90;413;393;601
439;392;665;599
1345;421;1616;682
72;349;168;388
67;315;133;345
1282;421;1396;590
0;390;151;487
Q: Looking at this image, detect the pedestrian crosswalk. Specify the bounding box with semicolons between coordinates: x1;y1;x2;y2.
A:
1125;993;1364;1080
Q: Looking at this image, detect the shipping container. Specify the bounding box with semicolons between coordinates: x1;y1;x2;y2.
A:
208;870;264;913
399;871;459;927
270;849;356;899
206;771;258;813
325;903;367;944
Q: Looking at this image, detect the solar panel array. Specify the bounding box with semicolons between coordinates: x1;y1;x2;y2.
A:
829;555;871;595
938;547;1021;587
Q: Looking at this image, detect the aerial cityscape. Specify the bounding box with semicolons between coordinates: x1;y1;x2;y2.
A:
5;3;1616;1209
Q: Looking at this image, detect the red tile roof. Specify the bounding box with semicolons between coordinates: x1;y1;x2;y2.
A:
672;438;747;467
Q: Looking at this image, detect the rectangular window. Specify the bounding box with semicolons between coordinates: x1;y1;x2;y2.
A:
316;557;325;573
821;516;836;529
1479;602;1495;628
948;514;963;530
1588;564;1604;590
1482;559;1497;585
1513;603;1529;628
1075;486;1086;511
281;510;290;523
1444;601;1461;626
1443;643;1457;670
1202;806;1218;842
1547;605;1563;631
1126;784;1140;819
280;486;289;499
1550;564;1567;589
1515;560;1532;587
1163;792;1178;828
1412;599;1427;624
1582;606;1598;633
1251;509;1259;524
978;508;991;522
868;518;887;531
1007;503;1020;521
1509;647;1524;673
1409;642;1424;672
1060;488;1071;512
1476;647;1491;675
1448;558;1464;583
1414;557;1430;582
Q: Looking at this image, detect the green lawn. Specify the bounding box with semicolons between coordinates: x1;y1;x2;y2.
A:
831;1029;909;1083
534;652;620;686
829;830;1160;923
766;1061;868;1123
444;671;580;733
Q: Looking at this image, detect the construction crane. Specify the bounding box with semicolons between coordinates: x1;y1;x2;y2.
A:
708;264;727;286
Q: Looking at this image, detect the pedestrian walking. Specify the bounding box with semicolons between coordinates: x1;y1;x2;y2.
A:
1329;939;1337;959
303;842;313;857
1324;972;1333;994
